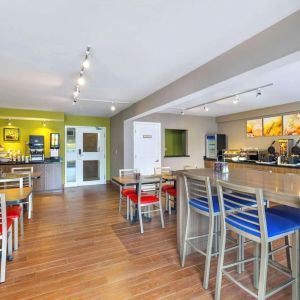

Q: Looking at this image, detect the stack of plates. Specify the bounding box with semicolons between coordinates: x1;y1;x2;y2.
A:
0;146;10;163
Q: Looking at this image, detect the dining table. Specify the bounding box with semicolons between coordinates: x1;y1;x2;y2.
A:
176;168;300;300
1;172;41;180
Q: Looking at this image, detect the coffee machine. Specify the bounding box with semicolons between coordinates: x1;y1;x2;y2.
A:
29;135;44;162
50;133;60;161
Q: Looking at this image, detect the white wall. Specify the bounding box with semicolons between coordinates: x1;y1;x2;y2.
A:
124;113;217;171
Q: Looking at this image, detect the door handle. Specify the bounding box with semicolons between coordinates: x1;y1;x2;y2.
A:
78;149;82;156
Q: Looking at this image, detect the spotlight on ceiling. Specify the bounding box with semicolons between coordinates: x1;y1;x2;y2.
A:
233;95;239;104
73;86;80;98
7;119;12;126
180;110;185;115
83;59;90;69
110;103;116;111
43;120;46;127
77;74;85;86
204;105;209;112
256;89;262;98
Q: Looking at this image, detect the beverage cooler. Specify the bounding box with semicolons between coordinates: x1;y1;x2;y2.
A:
205;134;227;159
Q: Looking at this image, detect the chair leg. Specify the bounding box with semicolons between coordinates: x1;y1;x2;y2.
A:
126;196;129;220
20;205;24;236
7;227;12;257
237;235;245;273
13;218;19;251
28;194;33;219
130;201;133;221
118;192;122;213
168;196;171;215
203;216;214;289
165;193;169;212
0;233;7;283
285;235;292;271
253;242;260;289
181;207;190;267
138;205;144;234
257;242;268;300
215;225;226;300
291;230;299;300
159;201;165;229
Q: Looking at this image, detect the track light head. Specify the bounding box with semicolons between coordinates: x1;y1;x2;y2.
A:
110;103;116;111
256;89;262;98
233;95;239;104
7;119;12;126
180;110;185;115
43;121;46;127
82;58;90;69
204;105;209;112
77;75;85;86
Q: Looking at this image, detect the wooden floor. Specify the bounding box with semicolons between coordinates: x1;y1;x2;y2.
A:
0;184;292;299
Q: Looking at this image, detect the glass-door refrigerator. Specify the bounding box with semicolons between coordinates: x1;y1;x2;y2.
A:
205;134;227;159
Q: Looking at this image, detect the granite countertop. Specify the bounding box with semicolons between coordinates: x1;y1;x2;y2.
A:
204;156;300;169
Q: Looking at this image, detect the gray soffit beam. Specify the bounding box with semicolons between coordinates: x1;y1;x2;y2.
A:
113;10;300;122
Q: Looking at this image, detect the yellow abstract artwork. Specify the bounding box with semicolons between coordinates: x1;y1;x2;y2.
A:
263;116;282;136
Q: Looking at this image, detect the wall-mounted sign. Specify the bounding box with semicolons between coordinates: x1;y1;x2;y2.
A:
283;114;300;136
143;134;152;138
263;115;282;136
246;119;262;137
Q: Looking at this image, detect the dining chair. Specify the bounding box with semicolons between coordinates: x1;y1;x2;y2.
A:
128;175;164;234
215;180;299;300
118;169;139;219
0;193;13;283
154;167;174;210
165;188;176;215
0;177;24;251
11;168;33;219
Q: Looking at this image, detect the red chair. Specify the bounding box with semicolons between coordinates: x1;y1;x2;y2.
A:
118;169;139;219
166;188;176;215
0;193;13;283
129;175;165;234
7;205;23;251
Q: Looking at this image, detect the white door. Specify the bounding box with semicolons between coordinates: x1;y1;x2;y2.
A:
65;126;106;187
134;122;161;175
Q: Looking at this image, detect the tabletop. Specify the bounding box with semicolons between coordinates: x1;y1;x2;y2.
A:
179;168;300;208
0;172;41;180
0;187;32;204
112;173;176;186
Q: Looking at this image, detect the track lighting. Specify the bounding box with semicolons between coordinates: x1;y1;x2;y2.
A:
110;103;116;111
204;105;209;112
77;74;85;86
233;95;239;104
43;121;46;127
73;86;80;98
256;89;262;98
83;58;90;69
180;110;185;115
7;119;12;126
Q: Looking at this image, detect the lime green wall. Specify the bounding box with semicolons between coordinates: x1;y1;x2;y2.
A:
0;108;111;180
165;129;187;156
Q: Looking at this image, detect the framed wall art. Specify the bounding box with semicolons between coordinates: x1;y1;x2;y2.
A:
3;128;20;141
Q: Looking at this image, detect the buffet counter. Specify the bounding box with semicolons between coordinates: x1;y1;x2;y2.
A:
204;157;300;174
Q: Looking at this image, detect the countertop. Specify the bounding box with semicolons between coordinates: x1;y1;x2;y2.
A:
0;159;62;165
204;156;300;169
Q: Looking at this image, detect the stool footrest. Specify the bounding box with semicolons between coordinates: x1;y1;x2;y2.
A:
266;278;295;299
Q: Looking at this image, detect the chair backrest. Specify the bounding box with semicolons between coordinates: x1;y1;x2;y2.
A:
0;177;23;189
154;167;171;175
183;173;214;217
11;167;33;174
0;193;7;239
184;165;197;170
137;175;162;203
11;170;32;187
216;180;267;243
119;168;139;176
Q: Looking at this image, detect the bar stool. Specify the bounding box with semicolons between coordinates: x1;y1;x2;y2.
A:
215;180;299;300
118;169;139;219
154;167;173;193
181;174;254;290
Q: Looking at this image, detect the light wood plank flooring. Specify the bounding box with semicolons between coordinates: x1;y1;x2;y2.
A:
0;184;292;299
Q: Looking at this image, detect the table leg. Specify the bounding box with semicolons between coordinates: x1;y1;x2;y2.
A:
291;229;299;300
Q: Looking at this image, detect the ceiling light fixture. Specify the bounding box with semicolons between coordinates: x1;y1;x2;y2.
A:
110;103;116;111
204;105;209;112
7;119;12;126
43;120;46;127
185;83;273;111
180;110;185;115
233;95;239;104
297;112;300;118
73;85;80;98
256;88;262;99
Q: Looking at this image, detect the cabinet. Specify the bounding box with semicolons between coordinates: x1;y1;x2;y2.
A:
0;162;63;192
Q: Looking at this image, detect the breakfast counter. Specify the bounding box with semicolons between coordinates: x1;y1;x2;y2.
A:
204;157;300;174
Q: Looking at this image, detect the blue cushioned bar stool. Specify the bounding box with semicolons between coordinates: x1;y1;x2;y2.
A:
215;180;300;300
181;174;252;289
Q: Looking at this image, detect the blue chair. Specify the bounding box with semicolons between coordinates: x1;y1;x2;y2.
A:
215;180;300;300
181;174;254;289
